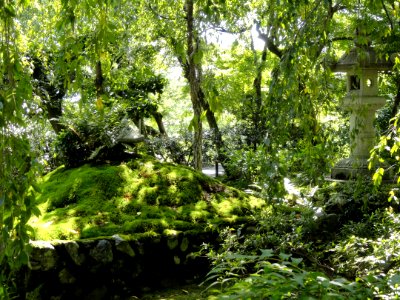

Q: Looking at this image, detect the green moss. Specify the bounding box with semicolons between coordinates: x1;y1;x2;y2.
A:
29;157;268;241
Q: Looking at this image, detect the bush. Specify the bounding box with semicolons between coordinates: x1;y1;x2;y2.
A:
203;249;374;299
53;113;137;168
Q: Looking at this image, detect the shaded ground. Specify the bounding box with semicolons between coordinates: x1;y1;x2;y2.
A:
134;284;206;300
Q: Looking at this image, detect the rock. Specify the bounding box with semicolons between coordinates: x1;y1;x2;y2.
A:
65;241;85;265
316;213;340;232
90;240;113;264
116;121;144;144
29;240;58;271
84;286;108;300
180;237;189;252
167;237;179;250
113;234;135;257
59;268;76;284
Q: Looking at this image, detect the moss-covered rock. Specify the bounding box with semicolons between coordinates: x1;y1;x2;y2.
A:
30;157;266;240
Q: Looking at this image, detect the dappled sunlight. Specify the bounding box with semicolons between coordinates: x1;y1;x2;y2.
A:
212;198;242;217
29;157;268;240
166;170;179;182
33;216;81;240
248;196;265;209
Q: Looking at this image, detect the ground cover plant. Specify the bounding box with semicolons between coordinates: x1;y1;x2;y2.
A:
197;179;400;299
29;156;265;241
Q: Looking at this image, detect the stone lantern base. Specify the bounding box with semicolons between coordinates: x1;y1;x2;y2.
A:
331;158;371;180
331;157;392;180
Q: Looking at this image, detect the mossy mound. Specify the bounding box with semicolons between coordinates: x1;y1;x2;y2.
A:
29;157;266;240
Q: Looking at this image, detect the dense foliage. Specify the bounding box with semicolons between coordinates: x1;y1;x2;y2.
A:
199;180;400;299
1;0;400;298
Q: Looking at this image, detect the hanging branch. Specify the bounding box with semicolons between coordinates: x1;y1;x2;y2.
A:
381;0;394;31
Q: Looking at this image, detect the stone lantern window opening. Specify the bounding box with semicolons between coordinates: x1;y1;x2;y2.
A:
350;75;360;90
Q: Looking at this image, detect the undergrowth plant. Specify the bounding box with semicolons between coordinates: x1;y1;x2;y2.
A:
203;249;374;299
198;177;400;300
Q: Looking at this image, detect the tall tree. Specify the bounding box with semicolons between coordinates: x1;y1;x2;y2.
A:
184;0;204;170
140;0;249;171
138;0;203;169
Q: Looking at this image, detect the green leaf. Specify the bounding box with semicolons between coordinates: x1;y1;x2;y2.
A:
3;4;16;17
193;50;203;65
292;273;305;286
372;168;384;186
389;274;400;287
290;257;303;266
279;252;292;261
18;251;29;266
31;206;42;217
259;249;274;259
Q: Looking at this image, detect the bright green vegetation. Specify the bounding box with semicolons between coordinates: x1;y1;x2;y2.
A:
2;0;400;299
29;157;265;241
198;180;400;299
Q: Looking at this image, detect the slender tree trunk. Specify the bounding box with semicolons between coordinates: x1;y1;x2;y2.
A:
185;0;203;171
251;33;268;150
152;111;168;136
45;98;64;134
197;89;235;176
32;56;66;134
95;60;104;104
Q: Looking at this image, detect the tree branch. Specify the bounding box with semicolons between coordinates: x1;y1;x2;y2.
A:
255;22;282;59
329;36;354;43
381;0;394;31
213;26;250;35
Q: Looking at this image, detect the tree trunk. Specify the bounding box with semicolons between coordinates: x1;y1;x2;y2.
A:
32;56;66;134
251;32;268;150
45;98;64;134
390;76;400;119
152;111;168;136
185;0;203;171
197;89;235;176
95;60;104;109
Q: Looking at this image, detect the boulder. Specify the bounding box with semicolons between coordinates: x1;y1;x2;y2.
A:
29;240;58;271
113;234;135;257
65;241;85;265
89;240;113;264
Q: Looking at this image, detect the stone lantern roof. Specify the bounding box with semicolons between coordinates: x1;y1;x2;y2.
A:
330;47;394;72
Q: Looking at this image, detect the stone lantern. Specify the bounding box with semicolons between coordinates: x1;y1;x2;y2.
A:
331;47;393;179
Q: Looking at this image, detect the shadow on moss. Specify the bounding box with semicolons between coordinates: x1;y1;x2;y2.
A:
30;157;266;240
